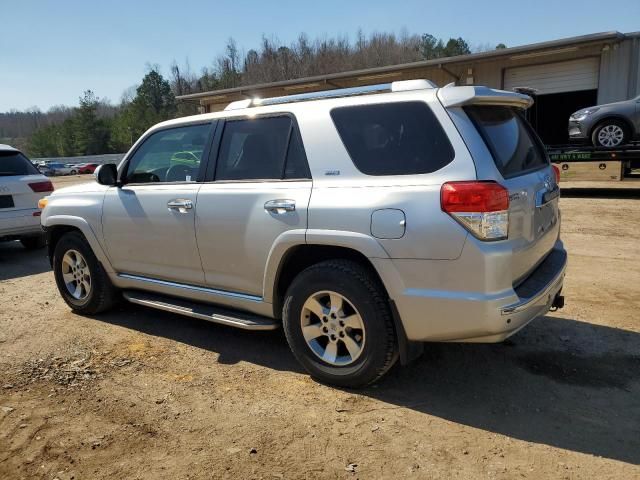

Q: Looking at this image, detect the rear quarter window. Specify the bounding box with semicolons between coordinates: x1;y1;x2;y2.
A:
0;151;40;176
330;102;454;176
465;105;548;178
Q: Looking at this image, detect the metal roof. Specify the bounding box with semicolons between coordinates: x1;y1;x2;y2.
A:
177;31;626;104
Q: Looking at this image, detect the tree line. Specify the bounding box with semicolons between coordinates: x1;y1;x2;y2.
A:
1;30;506;158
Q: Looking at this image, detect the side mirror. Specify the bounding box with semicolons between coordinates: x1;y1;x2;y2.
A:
95;163;118;186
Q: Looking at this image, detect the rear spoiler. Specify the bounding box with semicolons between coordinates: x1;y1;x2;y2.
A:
437;86;533;109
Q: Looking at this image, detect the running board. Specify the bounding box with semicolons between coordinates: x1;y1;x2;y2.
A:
122;291;279;331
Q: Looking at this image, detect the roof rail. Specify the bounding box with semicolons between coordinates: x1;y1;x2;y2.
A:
224;79;437;111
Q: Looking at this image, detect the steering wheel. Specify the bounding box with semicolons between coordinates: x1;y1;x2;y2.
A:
165;164;193;182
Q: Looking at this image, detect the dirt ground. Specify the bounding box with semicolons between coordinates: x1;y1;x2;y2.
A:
1;175;639;479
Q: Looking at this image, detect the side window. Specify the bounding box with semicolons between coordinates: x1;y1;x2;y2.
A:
284;128;311;179
330;102;455;176
0;151;40;176
124;124;211;183
215;116;310;181
465;106;548;178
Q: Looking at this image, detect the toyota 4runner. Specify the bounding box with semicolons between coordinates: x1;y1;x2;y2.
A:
40;80;567;387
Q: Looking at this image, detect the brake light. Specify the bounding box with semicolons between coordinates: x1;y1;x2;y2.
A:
28;181;54;193
552;164;561;183
441;181;509;240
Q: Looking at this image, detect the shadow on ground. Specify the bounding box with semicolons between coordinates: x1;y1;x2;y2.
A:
366;315;640;465
94;304;640;465
95;303;302;373
0;241;50;281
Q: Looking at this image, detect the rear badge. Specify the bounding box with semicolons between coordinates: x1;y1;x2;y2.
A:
509;190;527;202
324;170;340;176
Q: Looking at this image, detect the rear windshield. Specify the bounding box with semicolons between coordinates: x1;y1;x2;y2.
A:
0;151;40;176
465;106;548;178
330;102;454;176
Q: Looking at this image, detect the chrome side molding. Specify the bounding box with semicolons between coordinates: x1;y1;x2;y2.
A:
117;273;263;303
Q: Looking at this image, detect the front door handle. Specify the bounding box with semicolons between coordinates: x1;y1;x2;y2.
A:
167;199;193;213
264;199;296;214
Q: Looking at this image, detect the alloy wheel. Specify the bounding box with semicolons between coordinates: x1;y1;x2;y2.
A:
61;249;92;300
597;125;624;147
300;290;366;366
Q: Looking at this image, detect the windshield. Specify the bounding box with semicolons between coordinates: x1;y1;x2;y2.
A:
465;106;549;179
0;151;40;176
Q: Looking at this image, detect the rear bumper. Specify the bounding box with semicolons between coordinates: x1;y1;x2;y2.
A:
0;209;43;238
373;240;567;343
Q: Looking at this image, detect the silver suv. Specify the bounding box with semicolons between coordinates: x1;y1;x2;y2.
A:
40;80;567;387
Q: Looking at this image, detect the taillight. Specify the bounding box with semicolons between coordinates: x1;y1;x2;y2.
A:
552;164;561;183
28;181;54;193
441;181;509;241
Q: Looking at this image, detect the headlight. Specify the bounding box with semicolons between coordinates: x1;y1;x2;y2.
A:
571;107;600;121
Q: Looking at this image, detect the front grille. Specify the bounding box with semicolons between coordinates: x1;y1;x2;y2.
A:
514;248;567;299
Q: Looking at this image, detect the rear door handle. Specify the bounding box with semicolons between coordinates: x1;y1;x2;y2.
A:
264;199;296;214
167;199;193;212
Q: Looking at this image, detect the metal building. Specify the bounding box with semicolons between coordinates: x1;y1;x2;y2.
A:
177;31;640;145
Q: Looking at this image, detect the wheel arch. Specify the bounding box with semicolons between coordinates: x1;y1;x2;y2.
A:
589;115;636;139
262;229;390;311
270;244;388;320
44;217;113;273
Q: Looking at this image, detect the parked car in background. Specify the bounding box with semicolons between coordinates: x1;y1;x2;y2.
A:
41;80;566;387
77;163;100;174
41;162;75;176
65;164;79;174
569;95;640;147
35;160;52;171
39;163;56;176
0;144;53;249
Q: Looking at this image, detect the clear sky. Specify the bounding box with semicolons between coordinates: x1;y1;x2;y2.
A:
1;0;638;112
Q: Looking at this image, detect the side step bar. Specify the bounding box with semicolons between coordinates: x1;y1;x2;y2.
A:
122;290;279;331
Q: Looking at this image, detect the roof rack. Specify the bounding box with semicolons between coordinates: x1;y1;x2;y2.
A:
224;79;437;111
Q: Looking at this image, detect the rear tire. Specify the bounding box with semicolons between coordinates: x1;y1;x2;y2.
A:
591;120;628;147
53;231;118;314
282;260;397;388
20;235;46;250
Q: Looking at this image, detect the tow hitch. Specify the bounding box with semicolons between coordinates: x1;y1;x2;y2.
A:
550;294;565;312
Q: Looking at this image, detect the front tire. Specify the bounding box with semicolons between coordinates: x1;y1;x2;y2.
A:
282;260;397;388
53;231;118;314
592;120;628;147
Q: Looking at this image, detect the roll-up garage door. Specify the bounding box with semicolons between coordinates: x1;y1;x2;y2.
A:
503;57;599;94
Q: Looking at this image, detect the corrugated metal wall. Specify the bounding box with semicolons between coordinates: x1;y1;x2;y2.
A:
598;36;640;103
449;38;638;104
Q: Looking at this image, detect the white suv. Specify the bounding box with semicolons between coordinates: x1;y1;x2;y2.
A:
40;80;567;387
0;145;53;249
